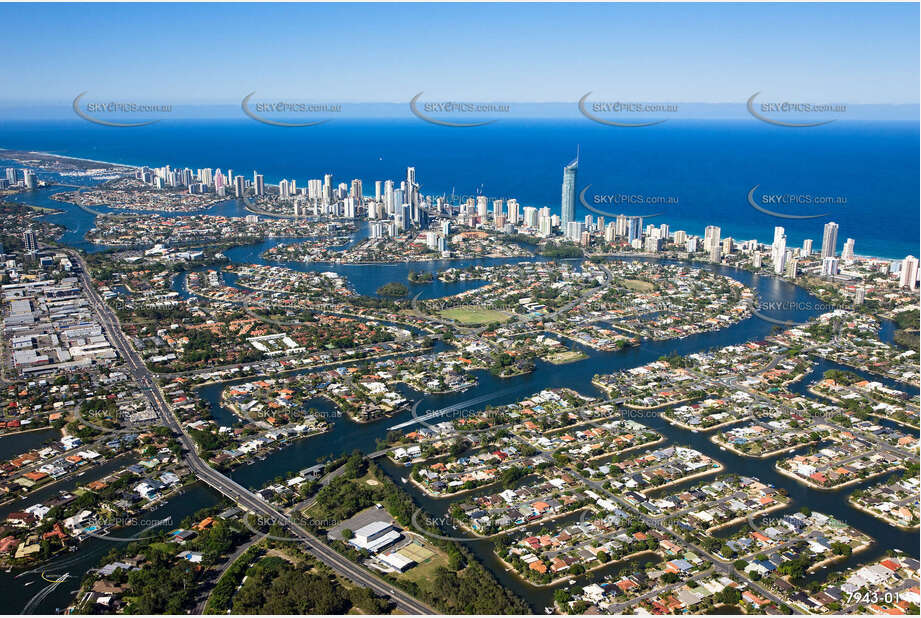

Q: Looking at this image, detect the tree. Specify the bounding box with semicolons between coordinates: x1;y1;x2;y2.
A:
661;571;679;584
831;541;852;557
376;282;409;297
717;586;741;605
702;537;722;553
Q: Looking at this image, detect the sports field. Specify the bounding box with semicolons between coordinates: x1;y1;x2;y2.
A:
439;306;511;325
623;279;655;292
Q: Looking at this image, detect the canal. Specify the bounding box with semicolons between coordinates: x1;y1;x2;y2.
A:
0;184;915;613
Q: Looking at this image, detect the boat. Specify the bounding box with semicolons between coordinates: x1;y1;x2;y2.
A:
400;477;408;484
719;446;726;451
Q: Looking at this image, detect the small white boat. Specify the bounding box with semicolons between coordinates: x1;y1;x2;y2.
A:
401;477;408;484
719;447;726;451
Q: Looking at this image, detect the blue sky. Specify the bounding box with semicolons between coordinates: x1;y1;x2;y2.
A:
0;2;918;104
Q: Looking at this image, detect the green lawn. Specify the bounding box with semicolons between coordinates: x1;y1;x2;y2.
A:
439;307;511;325
398;542;450;584
623;279;655;292
544;349;588;365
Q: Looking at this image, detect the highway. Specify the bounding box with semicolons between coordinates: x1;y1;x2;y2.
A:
70;250;435;615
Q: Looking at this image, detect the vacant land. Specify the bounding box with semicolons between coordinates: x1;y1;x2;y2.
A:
439;307;511;325
545;350;588;364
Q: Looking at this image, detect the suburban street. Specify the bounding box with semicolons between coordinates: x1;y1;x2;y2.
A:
70;250;435;615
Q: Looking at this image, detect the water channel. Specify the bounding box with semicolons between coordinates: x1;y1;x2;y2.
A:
1;185;916;613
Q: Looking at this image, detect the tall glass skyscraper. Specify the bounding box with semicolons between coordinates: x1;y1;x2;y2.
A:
561;151;578;228
627;216;642;243
821;221;838;259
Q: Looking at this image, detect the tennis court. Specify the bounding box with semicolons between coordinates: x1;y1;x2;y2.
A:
397;541;435;563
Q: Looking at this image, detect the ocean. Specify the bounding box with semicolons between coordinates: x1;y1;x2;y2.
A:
1;116;919;613
0;117;917;259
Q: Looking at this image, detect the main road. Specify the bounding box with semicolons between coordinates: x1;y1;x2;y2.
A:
70;251;435;615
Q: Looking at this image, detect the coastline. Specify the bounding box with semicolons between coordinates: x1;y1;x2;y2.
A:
0;139;917;612
638;461;725;496
808;385;920;430
0;425;62;439
773;462;906;492
585;435;666;463
0;147;139;171
663;413;751;433
806;539;873;574
621;396;696;411
847;496;920;531
704;500;790;534
710;434;820;459
494;548;660;589
5;148;913;263
456;504;593;539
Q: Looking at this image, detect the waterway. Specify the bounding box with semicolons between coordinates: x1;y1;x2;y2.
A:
5;483;221;614
0;428;60;462
1;184;917;613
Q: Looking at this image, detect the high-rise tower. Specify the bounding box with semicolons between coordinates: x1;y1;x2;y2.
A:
821;222;839;259
561;150;578;228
